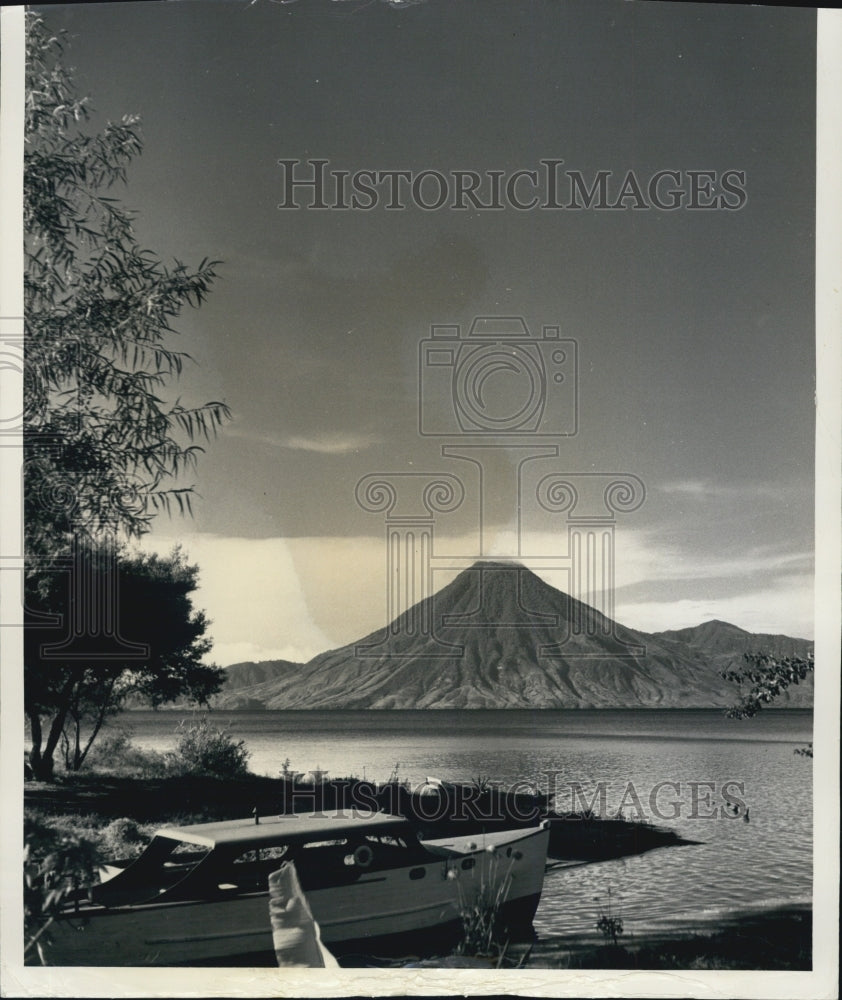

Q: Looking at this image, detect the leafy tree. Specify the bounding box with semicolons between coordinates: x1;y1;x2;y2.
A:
25;547;224;780
24;12;230;559
23;14;230;779
722;651;814;757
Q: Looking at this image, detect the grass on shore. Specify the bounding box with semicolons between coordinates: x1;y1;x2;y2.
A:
343;907;812;971
529;905;812;970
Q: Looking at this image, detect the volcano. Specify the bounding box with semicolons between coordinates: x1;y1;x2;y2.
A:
216;562;813;709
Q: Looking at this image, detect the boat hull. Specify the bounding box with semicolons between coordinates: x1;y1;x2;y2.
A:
41;825;549;966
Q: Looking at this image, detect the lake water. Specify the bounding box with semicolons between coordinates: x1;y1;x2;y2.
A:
116;708;813;946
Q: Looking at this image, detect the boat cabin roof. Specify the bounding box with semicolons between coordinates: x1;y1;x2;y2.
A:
154;811;410;850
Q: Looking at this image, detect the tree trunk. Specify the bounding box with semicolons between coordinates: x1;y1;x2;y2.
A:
76;675;118;770
42;710;69;778
32;673;79;781
29;736;56;781
27;711;48;780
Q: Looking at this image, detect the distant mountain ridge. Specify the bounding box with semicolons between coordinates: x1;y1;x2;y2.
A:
653;620;811;661
213;562;813;710
212;660;303;709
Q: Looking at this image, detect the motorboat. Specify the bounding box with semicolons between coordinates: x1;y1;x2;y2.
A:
40;810;550;966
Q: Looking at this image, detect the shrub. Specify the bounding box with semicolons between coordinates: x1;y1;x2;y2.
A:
595;886;624;947
100;818;149;859
165;716;251;778
24;816;101;965
83;728;168;778
454;847;515;958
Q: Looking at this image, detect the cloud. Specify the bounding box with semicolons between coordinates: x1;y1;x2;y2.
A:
282;433;380;455
615;581;814;639
659;479;711;497
611;527;813;591
658;478;797;501
446;525;812;592
226;425;380;455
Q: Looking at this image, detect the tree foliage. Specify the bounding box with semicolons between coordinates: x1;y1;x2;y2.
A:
722;651;814;757
24;816;101;964
25;547;224;780
23;14;230;779
24;13;230;562
721;651;814;720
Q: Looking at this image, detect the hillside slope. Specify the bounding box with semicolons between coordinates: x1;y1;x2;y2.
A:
218;563;813;710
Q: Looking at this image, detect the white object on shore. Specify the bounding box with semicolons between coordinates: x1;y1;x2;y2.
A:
268;862;338;968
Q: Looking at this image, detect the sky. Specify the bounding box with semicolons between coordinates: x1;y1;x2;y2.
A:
36;0;817;664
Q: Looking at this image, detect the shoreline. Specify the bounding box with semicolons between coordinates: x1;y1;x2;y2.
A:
527;902;812;970
341;903;812;970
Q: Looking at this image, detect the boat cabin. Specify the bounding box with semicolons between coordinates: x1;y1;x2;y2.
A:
91;811;429;907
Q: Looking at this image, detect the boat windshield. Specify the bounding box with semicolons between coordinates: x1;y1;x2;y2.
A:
91;837;212;907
